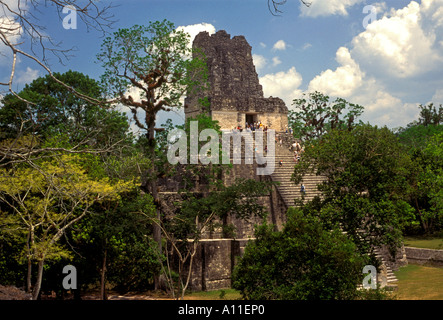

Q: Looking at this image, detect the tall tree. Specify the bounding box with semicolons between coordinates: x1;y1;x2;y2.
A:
96;19;209;281
69;190;160;300
232;207;367;300
292;124;414;256
289;91;363;142
0;71;131;167
418;103;442;127
403;131;443;234
0;153;134;299
396;104;443;234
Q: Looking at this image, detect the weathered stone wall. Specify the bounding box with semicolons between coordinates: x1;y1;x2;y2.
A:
184;239;253;291
184;30;289;131
162;29;293;291
404;247;443;267
192;30;264;99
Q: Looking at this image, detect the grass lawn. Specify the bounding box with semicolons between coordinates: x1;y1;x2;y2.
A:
394;264;443;300
184;288;241;300
404;237;443;250
183;264;443;300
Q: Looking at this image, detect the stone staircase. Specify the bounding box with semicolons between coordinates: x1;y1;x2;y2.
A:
271;137;325;207
269;132;398;287
223;130;398;287
374;247;398;286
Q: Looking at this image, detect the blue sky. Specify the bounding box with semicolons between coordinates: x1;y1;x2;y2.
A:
2;0;443;130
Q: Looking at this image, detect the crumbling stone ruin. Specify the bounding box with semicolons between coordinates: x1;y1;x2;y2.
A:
185;30;289;132
158;30;292;291
161;30;404;291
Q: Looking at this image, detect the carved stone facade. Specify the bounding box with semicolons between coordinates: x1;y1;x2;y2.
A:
185;30;289;131
159;31;406;292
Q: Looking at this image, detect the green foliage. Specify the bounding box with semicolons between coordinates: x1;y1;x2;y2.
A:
0;70;130;147
0;153;135;298
97;19;208;136
167;178;273;241
293;124;413;253
408;131;443;233
0;231;27;286
418;103;442;126
180;113;227;189
69;191;160;292
397;124;443;151
289;91;364;142
396;105;443;234
232;208;367;300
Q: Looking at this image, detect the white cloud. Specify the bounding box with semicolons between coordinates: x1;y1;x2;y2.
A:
272;56;282;67
252;54;267;71
0;0;27;47
308;47;364;98
370;2;388;17
352;1;443;79
305;0;443;128
15;67;39;85
272;40;287;51
350;79;419;128
301;43;312;50
259;67;303;106
0;17;22;44
307;45;420;128
431;88;443;102
300;0;363;17
0;15;23;67
176;22;216;49
259;42;267;48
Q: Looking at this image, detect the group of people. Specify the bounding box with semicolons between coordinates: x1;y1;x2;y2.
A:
291;141;304;163
245;120;268;132
231;120;269;133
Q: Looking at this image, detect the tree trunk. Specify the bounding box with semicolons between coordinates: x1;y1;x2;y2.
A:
26;226;34;293
26;258;32;293
100;248;107;300
415;196;429;233
32;259;45;300
146;115;163;290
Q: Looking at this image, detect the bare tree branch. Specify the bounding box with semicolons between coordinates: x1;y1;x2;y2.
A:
268;0;312;15
0;0;117;105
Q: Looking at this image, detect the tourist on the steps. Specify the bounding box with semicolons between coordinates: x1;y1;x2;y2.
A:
300;184;305;194
279;160;283;167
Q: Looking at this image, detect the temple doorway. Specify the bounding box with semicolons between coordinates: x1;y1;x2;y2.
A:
245;113;257;126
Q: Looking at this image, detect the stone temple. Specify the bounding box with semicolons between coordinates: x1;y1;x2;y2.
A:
184;30;289;131
160;30;404;291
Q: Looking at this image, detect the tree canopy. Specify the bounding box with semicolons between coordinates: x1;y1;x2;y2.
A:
232;208;366;300
292;124;414;255
289;91;363;142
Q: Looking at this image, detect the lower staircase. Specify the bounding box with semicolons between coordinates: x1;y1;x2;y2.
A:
269;132;398;287
271;138;325;207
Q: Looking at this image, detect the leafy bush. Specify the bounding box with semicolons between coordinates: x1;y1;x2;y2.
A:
232;208;368;300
